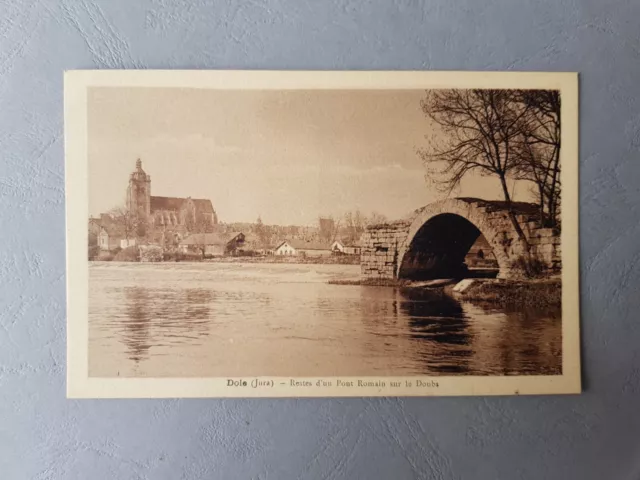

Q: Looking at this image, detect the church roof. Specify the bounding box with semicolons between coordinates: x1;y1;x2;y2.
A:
191;199;215;215
150;196;185;211
150;196;215;215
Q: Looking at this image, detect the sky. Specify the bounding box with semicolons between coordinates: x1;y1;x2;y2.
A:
87;87;533;225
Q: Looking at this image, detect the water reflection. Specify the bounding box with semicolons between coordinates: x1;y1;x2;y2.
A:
118;286;214;364
88;262;562;377
400;289;474;374
358;286;561;376
121;287;151;363
484;301;562;376
400;289;470;343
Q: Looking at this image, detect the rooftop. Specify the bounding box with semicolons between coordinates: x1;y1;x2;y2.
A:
277;240;332;251
150;196;215;215
180;232;243;246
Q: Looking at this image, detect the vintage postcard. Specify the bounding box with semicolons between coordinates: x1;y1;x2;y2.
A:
65;70;580;398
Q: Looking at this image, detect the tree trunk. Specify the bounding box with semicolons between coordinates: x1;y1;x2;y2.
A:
547;191;556;228
546;146;561;227
537;183;545;227
499;175;530;251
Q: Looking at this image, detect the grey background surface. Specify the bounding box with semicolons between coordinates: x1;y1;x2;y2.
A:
1;1;638;479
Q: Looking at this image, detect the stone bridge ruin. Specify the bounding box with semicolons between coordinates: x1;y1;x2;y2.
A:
360;198;561;281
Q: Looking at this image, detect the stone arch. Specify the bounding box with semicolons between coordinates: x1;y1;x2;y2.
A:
397;199;517;280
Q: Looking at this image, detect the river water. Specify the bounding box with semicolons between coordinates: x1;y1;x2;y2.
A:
88;262;562;377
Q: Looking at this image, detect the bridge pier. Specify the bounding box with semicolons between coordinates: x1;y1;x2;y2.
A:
359;220;410;280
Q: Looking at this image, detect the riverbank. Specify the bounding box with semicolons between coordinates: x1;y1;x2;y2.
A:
328;276;562;307
449;278;562;307
328;278;412;287
328;278;459;288
203;255;359;265
91;253;360;266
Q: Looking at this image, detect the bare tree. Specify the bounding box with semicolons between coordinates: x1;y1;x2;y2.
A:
419;89;532;245
367;212;388;226
515;90;561;227
254;216;269;245
343;210;366;244
108;206;138;242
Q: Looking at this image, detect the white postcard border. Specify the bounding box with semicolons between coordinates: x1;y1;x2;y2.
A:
65;70;580;398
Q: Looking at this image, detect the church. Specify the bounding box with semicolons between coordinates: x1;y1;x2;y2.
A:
126;159;218;245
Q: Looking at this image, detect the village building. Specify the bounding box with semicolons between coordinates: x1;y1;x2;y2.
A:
120;238;138;249
98;224;124;251
274;240;296;256
256;244;276;256
90;213;126;251
331;240;362;255
88;217;102;246
90;212;139;252
179;232;245;257
274;240;332;257
241;233;276;256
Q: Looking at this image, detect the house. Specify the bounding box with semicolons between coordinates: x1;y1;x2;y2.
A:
331;240;362;255
275;240;296;256
274;240;332;257
120;238;138;249
257;244;276;256
98;224;124;251
88;217;102;247
179;232;245;257
94;213;140;251
241;233;276;256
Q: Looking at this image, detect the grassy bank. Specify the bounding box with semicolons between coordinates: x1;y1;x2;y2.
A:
451;278;562;307
328;278;458;288
328;276;562;308
327;278;411;287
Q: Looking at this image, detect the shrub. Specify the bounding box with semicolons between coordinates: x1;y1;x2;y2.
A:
235;249;258;257
511;255;546;278
88;245;100;260
96;251;114;261
163;251;179;262
113;246;139;262
458;279;561;307
139;245;164;262
164;251;203;262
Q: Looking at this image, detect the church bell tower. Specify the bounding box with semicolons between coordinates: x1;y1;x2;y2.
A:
126;159;151;224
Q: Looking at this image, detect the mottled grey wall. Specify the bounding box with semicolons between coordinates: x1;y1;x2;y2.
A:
1;1;639;479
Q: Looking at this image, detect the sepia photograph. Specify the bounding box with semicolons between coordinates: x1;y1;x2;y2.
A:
65;70;580;397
